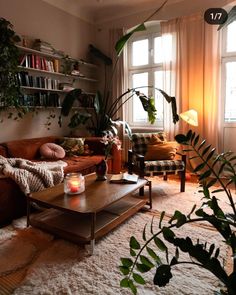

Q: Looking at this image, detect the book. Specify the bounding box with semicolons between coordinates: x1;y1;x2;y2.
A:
110;172;139;184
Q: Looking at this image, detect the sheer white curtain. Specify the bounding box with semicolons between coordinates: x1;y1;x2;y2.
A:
161;14;220;150
109;28;128;160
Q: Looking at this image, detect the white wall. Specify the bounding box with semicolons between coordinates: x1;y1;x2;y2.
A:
0;0;95;142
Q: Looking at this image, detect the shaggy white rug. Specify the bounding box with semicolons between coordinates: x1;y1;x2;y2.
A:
0;179;233;294
0;212;228;295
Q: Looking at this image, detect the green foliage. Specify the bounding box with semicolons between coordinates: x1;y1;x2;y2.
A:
119;130;236;295
0;18;28;121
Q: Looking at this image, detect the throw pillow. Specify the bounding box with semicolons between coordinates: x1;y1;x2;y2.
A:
59;137;85;156
145;141;179;161
39;143;65;159
149;134;167;145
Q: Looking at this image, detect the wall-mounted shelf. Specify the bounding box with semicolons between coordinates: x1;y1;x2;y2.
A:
20;86;68;93
18;66;98;82
16;45;98;68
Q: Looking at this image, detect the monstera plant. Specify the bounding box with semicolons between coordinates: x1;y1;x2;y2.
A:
59;0;179;136
119;130;236;295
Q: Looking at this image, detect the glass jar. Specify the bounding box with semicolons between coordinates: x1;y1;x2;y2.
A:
64;173;85;195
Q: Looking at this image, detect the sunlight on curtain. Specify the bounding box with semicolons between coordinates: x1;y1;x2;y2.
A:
109;28;127;161
161;14;220;151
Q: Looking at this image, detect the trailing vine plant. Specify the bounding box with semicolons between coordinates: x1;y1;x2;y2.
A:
119;130;236;295
0;17;29;121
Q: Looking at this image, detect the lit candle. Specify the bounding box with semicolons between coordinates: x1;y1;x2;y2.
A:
69;179;80;193
64;173;85;195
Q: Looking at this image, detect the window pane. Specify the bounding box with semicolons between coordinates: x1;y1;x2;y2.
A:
154;36;162;63
154;34;172;64
132;39;148;66
155;71;164;121
226;21;236;52
225;62;236;122
132;72;148;122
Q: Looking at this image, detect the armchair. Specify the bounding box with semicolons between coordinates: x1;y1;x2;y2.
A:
128;133;186;194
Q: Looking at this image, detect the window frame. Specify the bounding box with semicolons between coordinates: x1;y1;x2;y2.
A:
126;30;165;130
221;21;236;126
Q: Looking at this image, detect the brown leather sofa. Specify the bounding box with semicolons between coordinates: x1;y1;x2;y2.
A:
0;136;121;226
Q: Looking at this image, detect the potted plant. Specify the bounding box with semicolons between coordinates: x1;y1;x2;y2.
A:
119;130;236;295
59;1;179;137
0;17;28;121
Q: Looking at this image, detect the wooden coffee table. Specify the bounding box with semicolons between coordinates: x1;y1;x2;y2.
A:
27;173;152;254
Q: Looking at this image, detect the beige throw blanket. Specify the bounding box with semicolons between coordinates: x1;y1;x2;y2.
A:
0;156;66;194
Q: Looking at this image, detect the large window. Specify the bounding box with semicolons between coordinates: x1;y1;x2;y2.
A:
127;32;172;129
222;21;236;122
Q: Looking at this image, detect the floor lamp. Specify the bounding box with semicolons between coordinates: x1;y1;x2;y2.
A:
179;109;199;180
179;109;198;127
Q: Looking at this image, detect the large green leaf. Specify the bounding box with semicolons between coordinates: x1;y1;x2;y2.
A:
120;278;129;287
218;6;236;30
133;273;146;285
115;24;146;56
61;89;82;116
130;236;141;250
115;0;168;56
121;258;133;268
146;246;161;264
154;237;167;251
68;112;91;129
140;255;155;268
136;263;151;273
93;91;103;114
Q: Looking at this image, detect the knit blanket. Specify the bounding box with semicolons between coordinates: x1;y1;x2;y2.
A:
0;156;67;194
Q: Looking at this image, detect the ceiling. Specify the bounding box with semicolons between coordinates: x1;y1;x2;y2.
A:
42;0;234;24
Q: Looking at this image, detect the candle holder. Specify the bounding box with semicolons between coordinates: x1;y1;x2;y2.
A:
64;173;85;195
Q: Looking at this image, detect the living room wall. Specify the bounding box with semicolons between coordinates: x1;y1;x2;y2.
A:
0;0;95;142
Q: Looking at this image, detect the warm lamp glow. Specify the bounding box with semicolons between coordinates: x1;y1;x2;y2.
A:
180;109;198;126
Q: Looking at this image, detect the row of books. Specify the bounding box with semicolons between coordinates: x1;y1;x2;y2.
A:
18;72;60;90
19;54;59;72
18;93;60;107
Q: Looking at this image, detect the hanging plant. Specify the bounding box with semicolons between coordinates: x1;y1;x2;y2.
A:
0;17;28;121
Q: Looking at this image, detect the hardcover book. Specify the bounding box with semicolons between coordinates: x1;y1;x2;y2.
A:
110;172;138;184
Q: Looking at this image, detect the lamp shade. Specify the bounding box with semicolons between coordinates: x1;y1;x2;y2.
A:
179;109;198;126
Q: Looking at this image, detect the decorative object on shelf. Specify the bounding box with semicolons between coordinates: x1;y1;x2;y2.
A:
59;0;179;137
64;173;85;195
95;159;108;181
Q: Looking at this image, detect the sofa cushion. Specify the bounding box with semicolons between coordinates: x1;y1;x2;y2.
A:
40;143;65;160
59;137;85;156
5;136;57;160
145;141;179;160
131;132;167;155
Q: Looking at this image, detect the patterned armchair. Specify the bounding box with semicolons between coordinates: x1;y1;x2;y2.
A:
128;133;186;193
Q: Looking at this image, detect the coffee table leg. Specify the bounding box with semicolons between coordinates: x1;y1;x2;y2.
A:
90;213;96;255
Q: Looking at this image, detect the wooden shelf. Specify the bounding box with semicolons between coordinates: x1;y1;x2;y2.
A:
17;45;98;68
18;66;98;82
20;86;68;93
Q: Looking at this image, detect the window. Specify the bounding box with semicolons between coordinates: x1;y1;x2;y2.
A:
221;21;236;122
127;31;172;129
